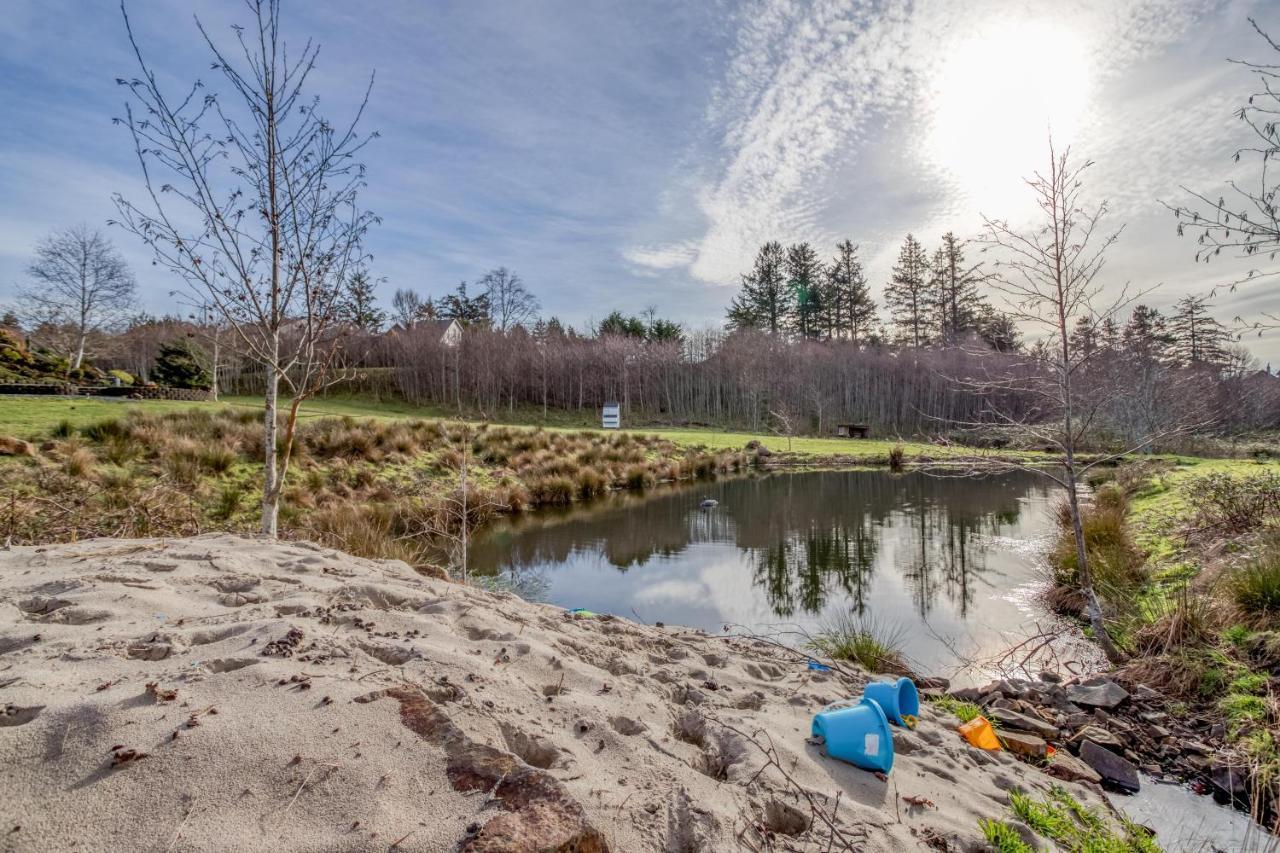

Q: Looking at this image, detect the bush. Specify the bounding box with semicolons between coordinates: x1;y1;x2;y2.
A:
198;443;238;475
151;338;210;389
1233;544;1280;618
212;482;246;521
1187;470;1280;535
575;468;606;499
624;465;655;490
888;444;905;471
62;446;96;479
107;369;134;387
527;476;575;506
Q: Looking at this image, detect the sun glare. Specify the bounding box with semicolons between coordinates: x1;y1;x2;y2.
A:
925;20;1093;214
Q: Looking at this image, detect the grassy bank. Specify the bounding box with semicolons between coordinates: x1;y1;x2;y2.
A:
0;405;752;576
1047;453;1280;816
0;393;1012;463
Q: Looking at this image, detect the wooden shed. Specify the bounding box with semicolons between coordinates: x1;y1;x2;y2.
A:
836;423;870;439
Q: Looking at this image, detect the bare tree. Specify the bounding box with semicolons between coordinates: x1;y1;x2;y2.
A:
111;0;377;536
1168;18;1280;329
391;287;428;327
480;267;539;332
19;225;136;371
966;140;1194;664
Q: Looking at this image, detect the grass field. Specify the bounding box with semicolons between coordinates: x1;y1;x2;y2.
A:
0;393;979;461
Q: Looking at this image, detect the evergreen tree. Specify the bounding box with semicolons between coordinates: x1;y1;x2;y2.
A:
929;232;986;341
1168;295;1231;368
438;281;490;326
977;306;1022;352
785;242;824;339
884;234;932;347
826;240;876;343
1068;314;1099;361
340;271;386;332
646;318;683;343
726;241;787;334
597;311;647;338
1121;305;1172;362
152;337;210;389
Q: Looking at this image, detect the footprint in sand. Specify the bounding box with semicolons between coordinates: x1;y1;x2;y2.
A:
0;703;44;727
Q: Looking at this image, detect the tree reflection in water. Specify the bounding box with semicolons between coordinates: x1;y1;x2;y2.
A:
468;469;1050;624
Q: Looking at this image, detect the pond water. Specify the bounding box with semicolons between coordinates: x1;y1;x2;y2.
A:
470;468;1098;682
469;467;1263;851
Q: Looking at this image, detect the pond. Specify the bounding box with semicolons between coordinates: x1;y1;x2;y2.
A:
469;468;1099;681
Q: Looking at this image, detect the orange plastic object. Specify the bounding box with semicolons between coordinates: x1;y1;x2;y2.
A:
958;716;1001;750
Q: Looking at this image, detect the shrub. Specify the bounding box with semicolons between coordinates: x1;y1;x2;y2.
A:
527;476;575;506
212;482;245;521
1234;546;1280;618
1187;470;1280;535
152;338;211;389
107;369;134;387
624;465;655;490
1051;497;1143;593
62;446;96;479
575;468;606;499
198;443;238;475
888;444;905;471
51;419;75;439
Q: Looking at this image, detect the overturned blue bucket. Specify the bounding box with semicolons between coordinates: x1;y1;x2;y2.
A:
863;677;919;728
811;697;894;773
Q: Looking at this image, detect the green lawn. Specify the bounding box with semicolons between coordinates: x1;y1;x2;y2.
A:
0;393;994;461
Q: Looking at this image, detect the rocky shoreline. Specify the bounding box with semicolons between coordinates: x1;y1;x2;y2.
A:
937;672;1258;824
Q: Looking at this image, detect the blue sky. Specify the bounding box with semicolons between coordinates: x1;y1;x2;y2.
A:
2;0;1278;364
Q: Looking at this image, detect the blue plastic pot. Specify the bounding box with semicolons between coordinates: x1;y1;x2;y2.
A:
863;677;919;727
811;697;894;773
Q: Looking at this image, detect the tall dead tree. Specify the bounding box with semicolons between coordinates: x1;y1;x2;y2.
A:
20;225;136;371
966;140;1194;665
112;0;377;536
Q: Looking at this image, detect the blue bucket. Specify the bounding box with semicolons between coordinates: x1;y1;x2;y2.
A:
811;697;894;773
863;677;919;727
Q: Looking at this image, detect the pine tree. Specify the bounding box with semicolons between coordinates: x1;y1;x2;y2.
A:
726;241;787;334
1121;305;1172;362
785;242;824;339
884;234;932;347
929;232;986;341
1168;295;1231;367
977;306;1021;352
438;281;490;326
826;240;876;343
340;271;386;331
152;337;210;389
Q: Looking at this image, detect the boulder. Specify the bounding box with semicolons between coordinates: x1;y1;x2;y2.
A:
1066;679;1129;710
987;707;1058;740
1000;730;1048;759
1079;740;1140;793
1208;761;1250;806
1038;671;1063;684
1045;750;1102;785
1068;726;1124;752
949;686;983;703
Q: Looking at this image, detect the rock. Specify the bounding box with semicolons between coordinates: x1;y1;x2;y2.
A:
1148;725;1170;740
1079;740;1140;793
1066;679;1129;710
915;675;950;690
1046;750;1102;785
979;691;1003;707
1068;726;1123;752
1138;710;1168;724
1208;761;1250;805
986;707;1058;740
1182;740;1214;755
1001;730;1048;759
949;686;982;703
1038;671;1063;684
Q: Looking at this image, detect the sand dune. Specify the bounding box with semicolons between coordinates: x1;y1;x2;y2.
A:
1;534;1115;851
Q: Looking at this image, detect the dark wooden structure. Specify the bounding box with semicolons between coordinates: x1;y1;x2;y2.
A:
836;423;870;439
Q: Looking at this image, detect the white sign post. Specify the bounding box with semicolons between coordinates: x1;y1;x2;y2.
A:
601;402;620;429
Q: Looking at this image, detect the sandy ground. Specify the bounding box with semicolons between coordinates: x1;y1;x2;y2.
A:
0;534;1117;852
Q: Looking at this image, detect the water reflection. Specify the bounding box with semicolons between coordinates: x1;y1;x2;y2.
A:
469;469;1058;674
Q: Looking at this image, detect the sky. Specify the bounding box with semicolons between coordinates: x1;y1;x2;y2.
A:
2;0;1279;364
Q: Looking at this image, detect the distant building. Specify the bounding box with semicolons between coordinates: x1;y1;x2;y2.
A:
386;318;462;347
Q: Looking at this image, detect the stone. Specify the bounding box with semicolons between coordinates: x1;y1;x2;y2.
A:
1067;679;1129;710
949;686;982;703
986;707;1059;740
1038;671;1063;683
1068;726;1123;752
1001;730;1048;759
1138;710;1168;724
1045;750;1102;785
1181;740;1213;755
1208;761;1250;805
915;676;950;690
978;691;1003;707
1079;740;1140;793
